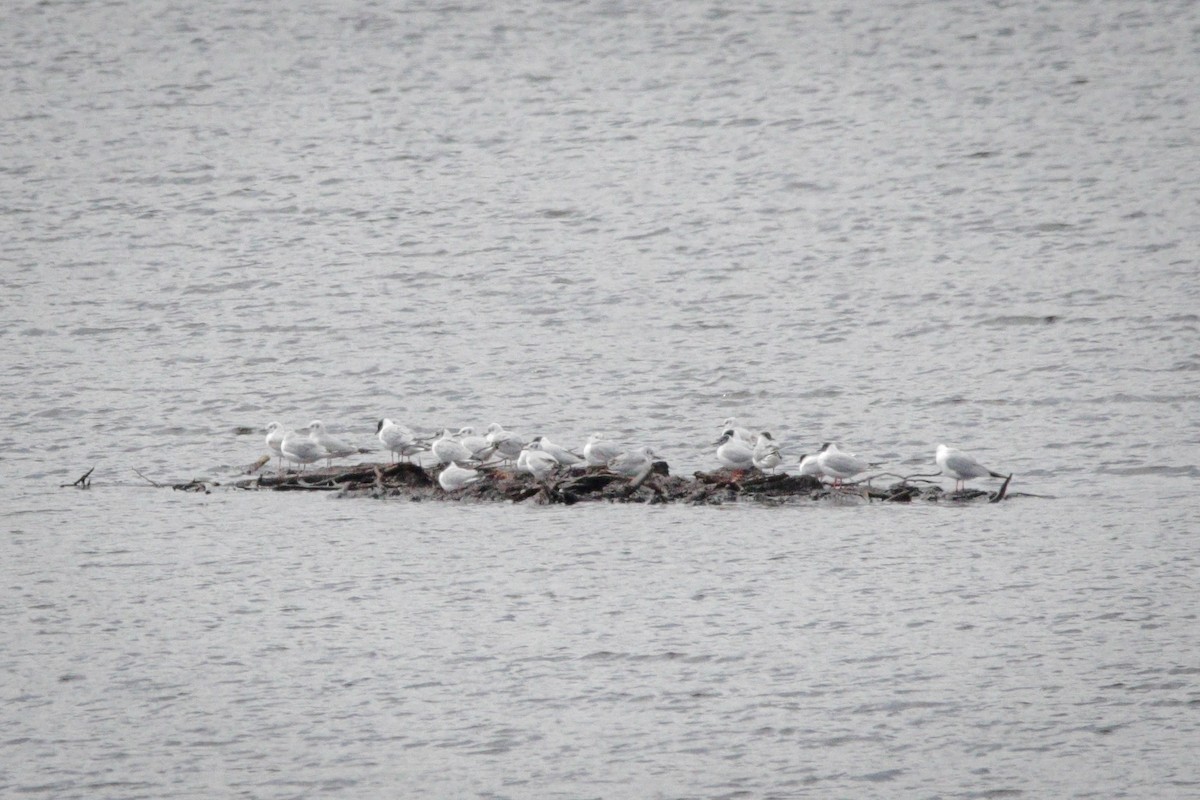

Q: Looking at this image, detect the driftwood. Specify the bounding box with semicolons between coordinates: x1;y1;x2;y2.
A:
244;455;270;474
133;468;214;493
230;462;1019;505
59;466;95;489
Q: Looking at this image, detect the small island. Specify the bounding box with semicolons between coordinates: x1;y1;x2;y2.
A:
219;461;1014;505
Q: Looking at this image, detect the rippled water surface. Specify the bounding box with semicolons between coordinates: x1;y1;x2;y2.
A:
3;1;1198;797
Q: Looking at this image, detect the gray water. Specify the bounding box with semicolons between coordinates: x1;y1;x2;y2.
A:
2;1;1198;797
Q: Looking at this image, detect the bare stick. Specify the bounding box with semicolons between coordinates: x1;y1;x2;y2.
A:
133;468;165;488
60;467;95;489
243;455;270;475
989;473;1014;503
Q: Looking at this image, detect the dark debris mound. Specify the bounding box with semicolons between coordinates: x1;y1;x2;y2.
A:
234;462;1015;505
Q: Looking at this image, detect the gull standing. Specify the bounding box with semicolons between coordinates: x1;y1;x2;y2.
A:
456;426;492;460
281;425;327;472
715;429;755;470
431;428;475;465
265;421;287;471
518;441;560;482
797;453;826;479
485;423;524;463
584;433;623;467
936;444;1006;492
308;420;360;468
438;462;481;492
815;442;876;487
752;432;783;473
529;435;584;467
377;418;423;463
720;418;756;445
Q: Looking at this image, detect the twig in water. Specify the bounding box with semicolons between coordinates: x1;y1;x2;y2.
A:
244;455;270;475
133;468;165;488
60;467;95;489
989;473;1013;503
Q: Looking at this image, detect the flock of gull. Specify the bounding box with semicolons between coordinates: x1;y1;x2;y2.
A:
263;418;1008;494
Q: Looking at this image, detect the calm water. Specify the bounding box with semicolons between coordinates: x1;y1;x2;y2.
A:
2;1;1198;797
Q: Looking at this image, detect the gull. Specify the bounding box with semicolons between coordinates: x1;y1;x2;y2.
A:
265;421;287;471
529;435;584;466
281;425;327;472
485;423;524;463
308;420;360;468
584;433;623;467
518;441;559;482
455;426;493;460
936;444;1006;492
797;453;826;478
607;446;657;478
720;418;756;445
431;428;475;465
752;432;783;473
816;442;877;487
377;418;423;463
438;461;481;492
715;429;755;470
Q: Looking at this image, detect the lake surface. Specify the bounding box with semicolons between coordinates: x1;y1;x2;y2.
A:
2;1;1198;797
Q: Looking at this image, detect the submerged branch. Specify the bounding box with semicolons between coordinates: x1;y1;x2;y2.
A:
133;468;165;488
60;466;95;489
989;473;1014;503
